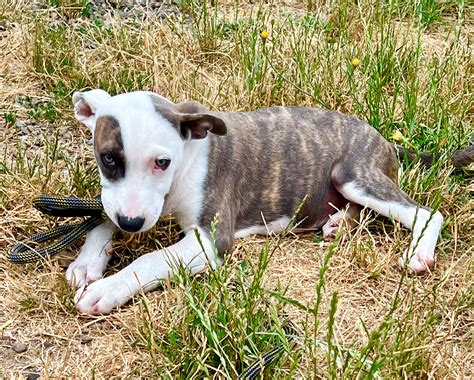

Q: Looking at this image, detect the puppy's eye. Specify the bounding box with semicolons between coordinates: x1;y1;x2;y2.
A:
154;158;171;170
102;153;115;167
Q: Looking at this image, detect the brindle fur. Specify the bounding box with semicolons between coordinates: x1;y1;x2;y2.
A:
451;145;474;167
199;107;409;253
149;96;432;255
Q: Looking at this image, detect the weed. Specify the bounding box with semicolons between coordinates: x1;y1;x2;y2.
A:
18;295;39;312
3;111;17;125
53;275;77;313
133;242;293;377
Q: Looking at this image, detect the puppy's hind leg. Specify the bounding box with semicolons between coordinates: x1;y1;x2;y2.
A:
332;167;443;274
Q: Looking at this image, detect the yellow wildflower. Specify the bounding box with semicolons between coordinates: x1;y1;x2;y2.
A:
260;30;269;40
392;130;405;142
351;58;360;67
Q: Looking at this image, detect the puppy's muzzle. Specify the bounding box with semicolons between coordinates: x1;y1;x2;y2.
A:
117;215;145;233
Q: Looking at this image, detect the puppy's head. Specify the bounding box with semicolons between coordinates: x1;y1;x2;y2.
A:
72;89;226;233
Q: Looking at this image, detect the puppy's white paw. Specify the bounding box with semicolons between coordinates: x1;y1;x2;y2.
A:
74;276;132;315
322;220;339;240
399;248;435;274
66;251;110;289
66;221;115;289
322;206;360;241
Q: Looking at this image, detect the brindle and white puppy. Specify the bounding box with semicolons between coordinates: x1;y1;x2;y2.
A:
68;89;444;315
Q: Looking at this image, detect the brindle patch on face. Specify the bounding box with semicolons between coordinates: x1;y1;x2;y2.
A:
94;116;125;181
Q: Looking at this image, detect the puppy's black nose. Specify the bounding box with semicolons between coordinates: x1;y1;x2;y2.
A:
117;215;145;233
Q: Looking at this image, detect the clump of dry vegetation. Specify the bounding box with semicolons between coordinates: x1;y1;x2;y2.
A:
0;0;472;378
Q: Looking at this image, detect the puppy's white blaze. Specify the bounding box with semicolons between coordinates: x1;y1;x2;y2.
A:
234;216;292;238
340;182;443;270
122;192;141;219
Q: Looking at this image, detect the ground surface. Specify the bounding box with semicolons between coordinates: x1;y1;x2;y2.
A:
0;1;473;379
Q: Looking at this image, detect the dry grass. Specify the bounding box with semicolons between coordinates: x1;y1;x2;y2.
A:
1;0;473;378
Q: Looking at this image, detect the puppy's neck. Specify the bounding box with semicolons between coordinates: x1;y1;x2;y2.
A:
162;137;210;228
177;137;209;180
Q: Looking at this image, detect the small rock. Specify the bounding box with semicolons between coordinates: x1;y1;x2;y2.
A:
20;136;32;146
12;341;28;353
43;341;54;349
26;373;40;380
15;95;29;106
85;41;98;49
20;125;32;135
80;335;93;344
15;120;27;129
31;98;44;106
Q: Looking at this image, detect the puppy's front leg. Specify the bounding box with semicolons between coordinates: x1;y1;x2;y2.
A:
75;228;218;315
66;221;116;289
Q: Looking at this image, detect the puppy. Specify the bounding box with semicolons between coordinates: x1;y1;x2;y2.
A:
67;89;445;314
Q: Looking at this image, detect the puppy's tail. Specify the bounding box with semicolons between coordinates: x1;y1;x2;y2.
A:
451;145;474;167
395;144;474;168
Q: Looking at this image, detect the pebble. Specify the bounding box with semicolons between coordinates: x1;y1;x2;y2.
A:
80;335;93;344
15;120;27;129
12;341;28;353
31;98;44;106
21;125;33;135
43;341;54;349
26;373;40;380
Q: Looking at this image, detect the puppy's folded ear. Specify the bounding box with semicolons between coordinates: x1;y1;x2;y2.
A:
72;89;111;131
175;101;227;139
178;113;227;139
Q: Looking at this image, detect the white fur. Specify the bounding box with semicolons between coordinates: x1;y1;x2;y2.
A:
322;204;360;239
162;138;210;229
66;221;116;289
71;90;213;313
75;227;219;314
234;216;291;238
339;182;443;273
